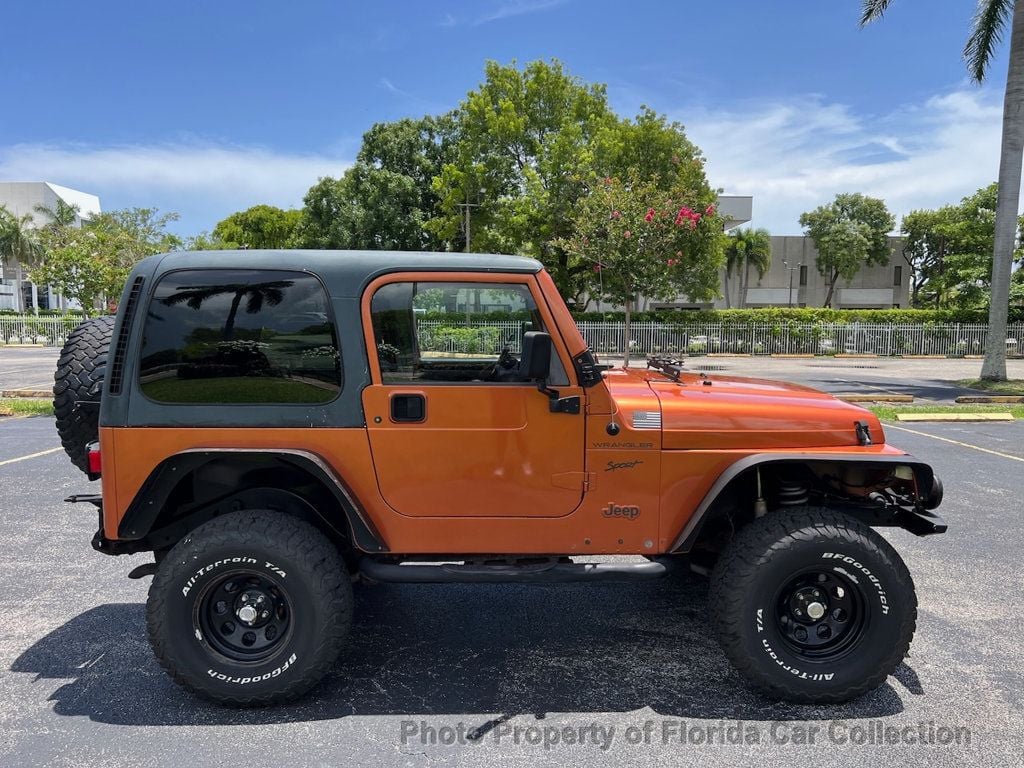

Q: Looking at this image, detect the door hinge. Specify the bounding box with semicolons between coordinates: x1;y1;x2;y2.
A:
551;471;595;492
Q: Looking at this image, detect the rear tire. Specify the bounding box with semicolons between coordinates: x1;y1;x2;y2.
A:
709;507;916;703
147;510;353;706
53;315;115;473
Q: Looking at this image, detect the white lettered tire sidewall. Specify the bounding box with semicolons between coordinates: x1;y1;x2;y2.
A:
743;543;904;694
710;509;917;703
147;511;352;705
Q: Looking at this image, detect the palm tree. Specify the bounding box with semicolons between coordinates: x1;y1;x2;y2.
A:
862;0;1024;380
724;227;772;308
0;205;44;312
162;280;291;340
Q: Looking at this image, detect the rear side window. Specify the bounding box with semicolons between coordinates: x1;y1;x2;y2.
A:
138;269;341;404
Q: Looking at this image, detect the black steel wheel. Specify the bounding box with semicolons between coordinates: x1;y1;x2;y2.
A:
773;568;866;660
147;509;352;706
197;571;293;662
710;507;916;704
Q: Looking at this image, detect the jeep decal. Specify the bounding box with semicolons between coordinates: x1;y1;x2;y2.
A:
602;503;640;519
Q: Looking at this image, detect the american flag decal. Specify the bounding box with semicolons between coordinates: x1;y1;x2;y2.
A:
632;411;662;429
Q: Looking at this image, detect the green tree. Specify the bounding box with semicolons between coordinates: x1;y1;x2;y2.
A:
294;116;455;251
0;205;44;312
901;184;1024;309
560;174;724;365
861;0;1024;379
723;227;772;308
212;205;300;249
799;193;894;307
184;231;239;250
32;205;180;316
900;207;953;307
429;60;715;302
594;106;711;190
31;219;127;317
428;59;615;291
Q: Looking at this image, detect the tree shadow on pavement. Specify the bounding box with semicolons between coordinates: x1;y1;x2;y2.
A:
12;573;916;727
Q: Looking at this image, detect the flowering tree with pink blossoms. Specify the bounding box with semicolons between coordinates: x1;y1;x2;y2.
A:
561;174;724;365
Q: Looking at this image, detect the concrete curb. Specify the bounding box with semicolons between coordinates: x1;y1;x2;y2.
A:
955;395;1024;404
1;389;50;399
837;394;914;403
895;412;1015;422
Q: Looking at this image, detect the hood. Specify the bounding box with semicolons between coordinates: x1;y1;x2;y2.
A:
605;367;883;450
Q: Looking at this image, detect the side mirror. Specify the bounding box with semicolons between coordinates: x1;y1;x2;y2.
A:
518;331;552;381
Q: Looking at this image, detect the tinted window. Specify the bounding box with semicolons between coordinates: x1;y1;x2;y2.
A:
139;270;341;404
370;281;568;385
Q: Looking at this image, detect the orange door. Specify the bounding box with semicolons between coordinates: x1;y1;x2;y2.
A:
363;384;585;517
361;274;587;518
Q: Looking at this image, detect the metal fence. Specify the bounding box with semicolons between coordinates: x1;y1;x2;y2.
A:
417;319;1024;358
576;321;1024;357
3;315;1023;358
0;315;82;346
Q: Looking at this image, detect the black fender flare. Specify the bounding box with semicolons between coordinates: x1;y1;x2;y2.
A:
116;448;386;553
669;452;941;554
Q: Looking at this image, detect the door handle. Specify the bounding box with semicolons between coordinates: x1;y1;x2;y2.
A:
390;393;426;422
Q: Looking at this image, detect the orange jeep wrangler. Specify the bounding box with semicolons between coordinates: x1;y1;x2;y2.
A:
55;250;945;706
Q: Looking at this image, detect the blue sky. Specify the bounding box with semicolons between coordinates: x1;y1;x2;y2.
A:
0;0;1009;236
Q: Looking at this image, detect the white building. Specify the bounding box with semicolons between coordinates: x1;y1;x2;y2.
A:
0;182;102;311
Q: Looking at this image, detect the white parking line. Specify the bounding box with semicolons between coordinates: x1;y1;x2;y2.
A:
0;447;62;467
885;423;1024;463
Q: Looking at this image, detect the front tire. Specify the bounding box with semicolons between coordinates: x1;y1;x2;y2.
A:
147;510;352;705
709;508;916;704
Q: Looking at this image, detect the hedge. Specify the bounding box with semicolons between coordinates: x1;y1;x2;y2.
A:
411;307;1024;324
0;308;85;317
4;306;1022;325
571;307;1024;324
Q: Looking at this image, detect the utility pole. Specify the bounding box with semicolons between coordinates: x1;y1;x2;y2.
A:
456;200;481;253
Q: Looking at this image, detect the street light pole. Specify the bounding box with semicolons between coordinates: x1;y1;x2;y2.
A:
782;260;803;308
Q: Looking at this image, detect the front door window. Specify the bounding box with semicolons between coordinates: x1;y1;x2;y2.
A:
370;281;567;386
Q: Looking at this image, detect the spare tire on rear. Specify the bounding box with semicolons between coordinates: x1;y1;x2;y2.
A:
53;315;116;473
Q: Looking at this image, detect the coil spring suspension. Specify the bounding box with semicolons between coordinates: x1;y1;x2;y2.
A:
777;480;809;507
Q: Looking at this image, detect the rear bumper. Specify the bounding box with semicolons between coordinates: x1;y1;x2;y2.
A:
64;493;141;556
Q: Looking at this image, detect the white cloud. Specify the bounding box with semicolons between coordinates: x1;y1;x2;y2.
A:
474;0;569;25
681;88;1006;234
0;141;352;232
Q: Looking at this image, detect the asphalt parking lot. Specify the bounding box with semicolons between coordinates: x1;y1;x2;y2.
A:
1;413;1022;767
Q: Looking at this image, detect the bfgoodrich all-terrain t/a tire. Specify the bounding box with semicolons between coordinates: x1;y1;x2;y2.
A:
147;510;353;706
53;315;115;474
709;507;916;704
